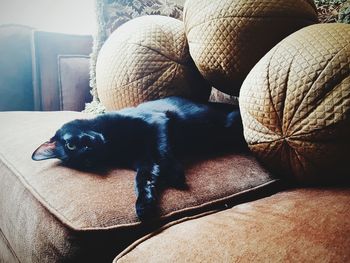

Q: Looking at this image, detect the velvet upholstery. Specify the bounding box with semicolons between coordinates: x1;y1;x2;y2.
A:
115;188;350;262
0;111;279;262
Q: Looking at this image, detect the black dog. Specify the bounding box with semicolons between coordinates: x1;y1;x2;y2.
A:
32;97;245;220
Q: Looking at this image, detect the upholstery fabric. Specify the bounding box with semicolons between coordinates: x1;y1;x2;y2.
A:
87;0;349;111
239;23;350;184
102;0;185;36
184;0;318;96
0;111;279;262
115;188;350;263
315;0;350;24
0;228;20;263
96;15;210;110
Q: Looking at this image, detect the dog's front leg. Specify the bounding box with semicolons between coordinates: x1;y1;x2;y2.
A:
134;163;160;221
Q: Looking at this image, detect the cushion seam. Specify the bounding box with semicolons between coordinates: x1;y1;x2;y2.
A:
287;43;350;131
127;42;185;64
109;61;171;90
159;179;280;220
0;150;278;231
0;151;82;231
114;210;219;262
0;227;21;263
114;179;282;261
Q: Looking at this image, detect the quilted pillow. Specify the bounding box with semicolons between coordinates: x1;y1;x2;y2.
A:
96;15;210;110
184;0;318;96
239;23;350;184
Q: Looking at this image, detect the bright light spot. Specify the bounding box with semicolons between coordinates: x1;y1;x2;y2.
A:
0;0;97;35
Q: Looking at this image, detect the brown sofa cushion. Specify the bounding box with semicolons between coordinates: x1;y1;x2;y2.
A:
0;111;279;262
96;15;210;111
239;23;350;184
183;0;317;96
115;188;350;262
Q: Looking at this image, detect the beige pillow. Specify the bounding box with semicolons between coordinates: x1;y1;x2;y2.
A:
184;0;318;96
239;23;350;184
96;15;210;110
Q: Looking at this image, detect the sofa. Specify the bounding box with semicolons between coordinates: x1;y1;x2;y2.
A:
1;2;350;263
1;109;349;263
1;51;350;263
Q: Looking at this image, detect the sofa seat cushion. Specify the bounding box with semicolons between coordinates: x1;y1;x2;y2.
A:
0;111;279;262
115;188;350;262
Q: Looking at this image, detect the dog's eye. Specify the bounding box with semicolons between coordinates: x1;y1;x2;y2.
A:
66;142;76;151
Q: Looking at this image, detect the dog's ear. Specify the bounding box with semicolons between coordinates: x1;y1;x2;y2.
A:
32;141;59;161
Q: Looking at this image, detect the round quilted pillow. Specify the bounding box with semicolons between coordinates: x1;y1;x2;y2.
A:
96;15;210;110
184;0;318;96
239;23;350;184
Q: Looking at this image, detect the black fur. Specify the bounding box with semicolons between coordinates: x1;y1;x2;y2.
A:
32;97;246;220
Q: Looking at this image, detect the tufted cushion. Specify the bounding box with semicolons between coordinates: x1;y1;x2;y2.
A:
184;0;318;96
239;23;350;184
96;15;210;110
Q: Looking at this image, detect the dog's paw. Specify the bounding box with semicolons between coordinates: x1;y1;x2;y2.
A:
135;195;158;221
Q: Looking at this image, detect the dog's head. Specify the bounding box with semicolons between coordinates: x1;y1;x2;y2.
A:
32;119;107;168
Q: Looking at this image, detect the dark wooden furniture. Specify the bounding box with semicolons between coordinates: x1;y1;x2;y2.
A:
0;25;93;112
0;25;34;111
32;31;93;111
